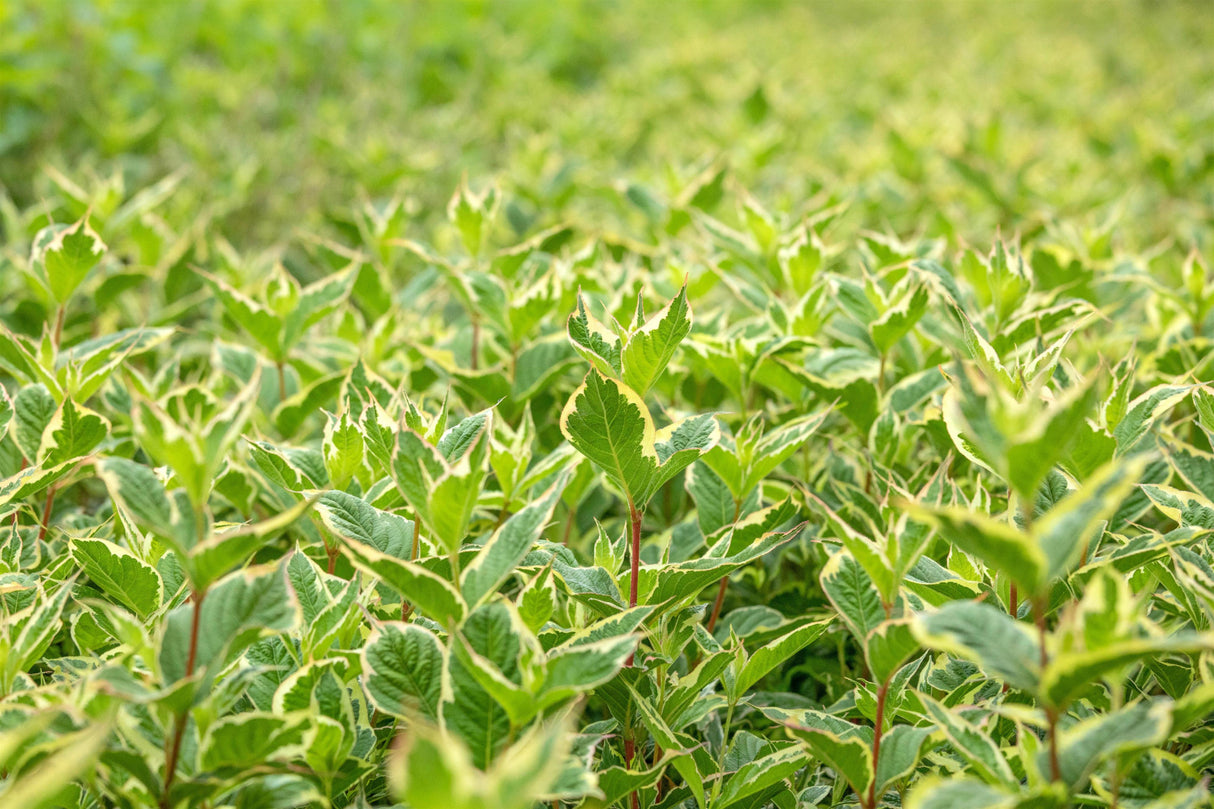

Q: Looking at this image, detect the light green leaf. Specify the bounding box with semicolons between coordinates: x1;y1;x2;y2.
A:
866;619;920;684
715;744;806;809
443;602;523;768
1035;457;1145;581
34;216;107;304
322;410;364;489
874;724;937;797
1041;635;1214;709
540;634;636;707
1113;385;1190;456
317;490;414;560
1048;701;1171;791
906;777;1068;809
764;706;874;797
871;281;929;353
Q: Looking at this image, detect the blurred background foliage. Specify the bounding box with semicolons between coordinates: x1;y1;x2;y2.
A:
2;0;1212;251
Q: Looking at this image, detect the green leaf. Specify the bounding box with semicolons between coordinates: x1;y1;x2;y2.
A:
461;471;568;607
200;270;284;358
913;600;1041;692
0;720;111;809
764;706;873;797
871;281;929;353
621;285;692;395
541;634;636;706
160;561;298;683
0;388;11;437
951;306;1016;393
820;550;888;646
566;292;622;379
1047;701;1171;791
362;621;444;720
340;540;467;626
866;619;920;684
906;777;1068;809
13;384;56;463
1040;635;1214;709
732;619;830;699
96;457;181;545
921;694;1016;786
38;398;108;466
643;527;792;607
560;369;717;508
200;712;308;771
317;490;414;560
1003;382;1097;503
715;745;807;809
1113;385;1190;455
70;537;162;619
1034;457;1145;581
1163;441;1214;503
906;503;1046;595
874;724;936;797
743;409;830;494
188;495;318;589
444;602;522;768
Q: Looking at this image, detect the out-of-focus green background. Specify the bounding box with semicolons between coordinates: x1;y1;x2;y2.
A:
3;0;1212;248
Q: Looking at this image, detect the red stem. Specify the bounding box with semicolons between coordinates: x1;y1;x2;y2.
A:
867;678;890;809
470;319;480;370
53;305;66;349
36;485;57;542
1035;598;1061;782
624;738;639;809
625;504;642;669
161;588;206;808
707;578;728;634
706;500;741;634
